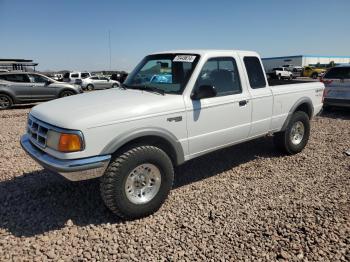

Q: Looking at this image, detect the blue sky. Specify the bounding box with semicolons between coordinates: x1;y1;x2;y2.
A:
0;0;349;71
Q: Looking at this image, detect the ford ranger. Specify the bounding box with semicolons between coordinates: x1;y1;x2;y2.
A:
21;50;324;219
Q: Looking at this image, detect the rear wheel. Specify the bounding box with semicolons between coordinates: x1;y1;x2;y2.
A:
100;145;174;219
274;111;310;154
277;74;281;80
87;84;94;91
112;83;119;88
59;90;75;97
0;94;13;109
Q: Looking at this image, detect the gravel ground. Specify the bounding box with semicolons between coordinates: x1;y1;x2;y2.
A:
0;106;349;261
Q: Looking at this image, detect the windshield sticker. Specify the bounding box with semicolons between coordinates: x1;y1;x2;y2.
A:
173;55;196;63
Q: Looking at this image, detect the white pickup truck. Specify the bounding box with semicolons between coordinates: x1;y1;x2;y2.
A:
21;50;324;219
268;67;294;80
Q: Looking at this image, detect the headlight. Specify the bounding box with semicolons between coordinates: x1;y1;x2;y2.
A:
47;130;84;152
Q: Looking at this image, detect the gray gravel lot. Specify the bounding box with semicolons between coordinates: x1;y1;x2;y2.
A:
0;106;349;261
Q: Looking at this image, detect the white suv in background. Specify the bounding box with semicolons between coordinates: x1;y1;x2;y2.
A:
63;72;91;84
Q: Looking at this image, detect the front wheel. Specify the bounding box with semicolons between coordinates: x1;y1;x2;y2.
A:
273;111;310;155
100;145;174;219
0;94;13;110
59;90;75;97
311;73;318;79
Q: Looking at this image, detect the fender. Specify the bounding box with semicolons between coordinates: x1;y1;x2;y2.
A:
100;127;185;165
280;97;314;131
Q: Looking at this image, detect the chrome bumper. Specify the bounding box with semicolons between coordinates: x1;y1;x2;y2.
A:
20;135;111;181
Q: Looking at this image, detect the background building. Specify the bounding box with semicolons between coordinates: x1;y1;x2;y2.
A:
262;55;350;71
0;58;38;72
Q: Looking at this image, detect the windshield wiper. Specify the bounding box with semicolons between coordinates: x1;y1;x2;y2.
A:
127;85;165;95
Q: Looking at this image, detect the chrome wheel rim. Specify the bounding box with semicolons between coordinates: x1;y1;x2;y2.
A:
0;96;10;109
290;121;305;145
125;163;161;204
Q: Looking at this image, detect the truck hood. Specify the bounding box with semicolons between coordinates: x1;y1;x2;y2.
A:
30;89;185;130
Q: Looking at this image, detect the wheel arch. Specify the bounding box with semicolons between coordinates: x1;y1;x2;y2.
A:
101;128;185;166
59;88;77;97
281;97;313;131
0;90;16;103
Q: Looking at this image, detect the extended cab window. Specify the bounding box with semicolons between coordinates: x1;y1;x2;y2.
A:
195;57;242;96
244;56;266;89
71;73;79;78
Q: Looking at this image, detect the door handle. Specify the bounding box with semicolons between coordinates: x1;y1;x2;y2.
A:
239;100;248;107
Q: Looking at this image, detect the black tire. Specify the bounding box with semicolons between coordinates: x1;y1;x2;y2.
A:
0;94;13;110
87;84;94;91
289;75;293;80
273;111;310;155
59;90;75;98
277;74;281;80
100;145;174;219
112;83;119;88
311;73;318;79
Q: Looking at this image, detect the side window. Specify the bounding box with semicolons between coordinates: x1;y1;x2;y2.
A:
243;56;266;89
81;73;90;79
195;57;242;96
90;76;99;80
71;73;79;78
1;74;29;83
28;74;48;83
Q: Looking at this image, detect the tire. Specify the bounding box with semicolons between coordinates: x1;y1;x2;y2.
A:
277;74;281;80
87;84;94;91
289;75;293;80
112;83;119;88
311;73;318;79
100;145;174;219
273;111;310;155
59;90;75;98
0;94;13;110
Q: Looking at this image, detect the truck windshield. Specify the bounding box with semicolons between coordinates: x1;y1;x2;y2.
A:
124;53;200;94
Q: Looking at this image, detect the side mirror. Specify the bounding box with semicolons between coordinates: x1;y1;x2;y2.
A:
191;85;217;100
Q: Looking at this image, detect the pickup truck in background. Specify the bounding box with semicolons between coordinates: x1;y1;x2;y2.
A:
21;50;324;219
268;67;294;80
302;66;326;79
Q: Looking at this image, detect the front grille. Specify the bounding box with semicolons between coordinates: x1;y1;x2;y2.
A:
27;116;49;148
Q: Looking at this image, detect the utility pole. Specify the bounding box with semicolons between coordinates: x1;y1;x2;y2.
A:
108;30;112;70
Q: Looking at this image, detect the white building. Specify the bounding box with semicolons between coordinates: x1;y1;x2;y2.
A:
262;55;350;71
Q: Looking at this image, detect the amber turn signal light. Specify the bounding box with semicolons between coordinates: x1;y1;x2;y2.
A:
58;133;83;152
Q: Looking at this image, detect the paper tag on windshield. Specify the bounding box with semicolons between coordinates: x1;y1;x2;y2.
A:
173;55;196;63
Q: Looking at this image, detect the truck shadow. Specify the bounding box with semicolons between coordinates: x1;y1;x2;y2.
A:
0;137;280;237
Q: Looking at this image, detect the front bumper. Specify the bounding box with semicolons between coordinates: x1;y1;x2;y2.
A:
20;135;111;181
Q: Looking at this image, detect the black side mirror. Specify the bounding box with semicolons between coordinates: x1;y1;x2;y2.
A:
191;85;217;100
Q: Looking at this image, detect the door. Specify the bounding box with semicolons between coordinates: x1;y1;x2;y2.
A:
241;55;273;137
99;77;111;88
0;74;32;102
28;74;57;100
185;56;252;158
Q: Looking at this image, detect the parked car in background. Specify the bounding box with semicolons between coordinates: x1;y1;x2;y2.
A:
268;67;293;80
52;74;63;81
302;66;326;79
321;64;350;109
82;76;120;90
63;72;91;84
0;72;82;109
